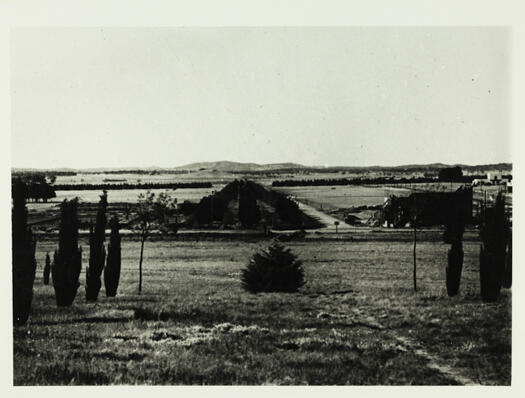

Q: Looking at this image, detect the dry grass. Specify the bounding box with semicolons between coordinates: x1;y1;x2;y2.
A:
14;237;511;385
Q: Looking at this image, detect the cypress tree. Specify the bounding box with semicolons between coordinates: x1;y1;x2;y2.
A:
502;236;512;288
86;191;108;301
12;179;37;325
104;216;121;297
443;188;472;296
52;199;82;306
479;193;508;302
43;253;51;285
444;222;464;296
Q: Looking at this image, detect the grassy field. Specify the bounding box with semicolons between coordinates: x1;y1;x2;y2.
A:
52;186;221;204
273;185;411;211
13;236;511;385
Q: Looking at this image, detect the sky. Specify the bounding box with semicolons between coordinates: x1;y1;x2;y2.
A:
10;27;511;169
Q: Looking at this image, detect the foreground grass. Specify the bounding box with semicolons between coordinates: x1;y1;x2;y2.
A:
14;237;511;385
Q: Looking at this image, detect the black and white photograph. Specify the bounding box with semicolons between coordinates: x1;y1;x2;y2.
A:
4;0;523;390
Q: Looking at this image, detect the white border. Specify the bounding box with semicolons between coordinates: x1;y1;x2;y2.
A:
1;1;524;397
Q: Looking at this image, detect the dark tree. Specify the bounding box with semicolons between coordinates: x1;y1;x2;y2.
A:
43;253;51;285
444;222;465;296
104;216;121;297
86;191;108;301
438;166;463;182
275;195;302;226
443;189;470;296
479;193;509;302
12;175;56;202
238;185;261;227
241;242;305;293
12;179;37;325
52;199;82;306
194;195;227;224
502;235;512;289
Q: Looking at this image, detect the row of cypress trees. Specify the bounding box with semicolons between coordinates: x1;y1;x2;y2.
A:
45;193;122;305
13;184;123;325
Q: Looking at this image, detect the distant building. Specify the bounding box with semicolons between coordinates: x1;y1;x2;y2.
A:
487;172;502;183
472;172;511;187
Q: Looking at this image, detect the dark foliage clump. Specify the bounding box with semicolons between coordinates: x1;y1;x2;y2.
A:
479;193;509;302
104;216;121;297
275;195;302;225
238;185;261;227
52;199;82;306
446;239;464;296
194;195;228;224
43;253;51;285
442;188;470;296
11;173;56;202
502;236;512;289
12;179;37;325
241;242;305;293
86;192;108;301
438;166;463;182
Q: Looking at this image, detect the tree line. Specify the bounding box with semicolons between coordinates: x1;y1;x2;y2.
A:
272;175;487;187
11;175;56;202
12;170;76;178
53;181;213;191
83;169;191;175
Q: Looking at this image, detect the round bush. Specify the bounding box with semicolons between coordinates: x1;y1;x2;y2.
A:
241;242;305;293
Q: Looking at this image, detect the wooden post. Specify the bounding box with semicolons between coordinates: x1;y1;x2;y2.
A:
139;235;145;293
413;220;417;291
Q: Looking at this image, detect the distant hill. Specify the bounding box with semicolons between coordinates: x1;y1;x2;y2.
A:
12;161;512;174
175;161;307;172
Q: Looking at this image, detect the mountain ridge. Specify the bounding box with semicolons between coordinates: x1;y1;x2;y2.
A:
12;161;512;173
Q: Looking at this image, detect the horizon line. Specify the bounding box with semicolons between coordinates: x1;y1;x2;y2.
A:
10;160;513;171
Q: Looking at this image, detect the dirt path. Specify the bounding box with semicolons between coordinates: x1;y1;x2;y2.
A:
344;307;483;385
392;334;482;385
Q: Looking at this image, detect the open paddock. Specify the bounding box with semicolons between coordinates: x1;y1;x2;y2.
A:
273;185;412;212
14;236;511;385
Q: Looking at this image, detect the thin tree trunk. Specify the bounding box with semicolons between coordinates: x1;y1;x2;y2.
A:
413;223;417;291
139;236;145;293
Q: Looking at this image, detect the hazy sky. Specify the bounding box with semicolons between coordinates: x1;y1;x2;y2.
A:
11;27;510;168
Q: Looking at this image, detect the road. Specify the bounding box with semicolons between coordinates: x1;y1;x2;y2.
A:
295;200;358;233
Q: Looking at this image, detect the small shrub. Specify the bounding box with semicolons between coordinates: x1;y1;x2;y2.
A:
241;242;305;293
